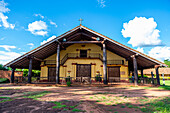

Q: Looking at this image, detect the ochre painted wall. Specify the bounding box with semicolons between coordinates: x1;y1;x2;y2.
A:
40;43;129;80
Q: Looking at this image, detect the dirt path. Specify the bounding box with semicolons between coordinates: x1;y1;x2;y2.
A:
0;84;169;113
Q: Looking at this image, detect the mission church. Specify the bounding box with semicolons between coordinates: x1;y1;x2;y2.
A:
5;21;166;85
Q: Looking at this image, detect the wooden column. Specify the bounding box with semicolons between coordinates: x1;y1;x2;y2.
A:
131;55;138;86
10;67;15;83
103;43;108;84
56;44;60;84
28;57;32;83
141;69;144;84
155;65;160;85
151;71;154;85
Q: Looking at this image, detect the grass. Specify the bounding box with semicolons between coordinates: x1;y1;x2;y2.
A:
141;97;170;113
158;80;170;90
0;96;13;103
72;108;86;112
23;91;51;100
52;101;67;109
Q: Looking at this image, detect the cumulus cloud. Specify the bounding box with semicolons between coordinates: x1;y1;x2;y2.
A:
148;46;170;61
97;0;106;8
0;0;15;29
136;47;144;53
27;43;34;49
121;17;162;47
34;14;44;19
0;45;16;51
0;51;21;65
49;20;57;28
41;35;56;45
27;20;48;36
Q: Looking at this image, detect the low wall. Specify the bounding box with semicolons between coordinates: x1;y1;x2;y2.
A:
0;70;23;81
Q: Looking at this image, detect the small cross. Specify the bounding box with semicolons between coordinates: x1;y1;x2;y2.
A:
78;18;83;25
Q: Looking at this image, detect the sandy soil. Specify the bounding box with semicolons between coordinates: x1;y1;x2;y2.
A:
0;84;169;113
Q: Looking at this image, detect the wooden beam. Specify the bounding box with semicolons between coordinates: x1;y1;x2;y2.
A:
67;33;81;41
10;67;15;83
131;55;138;86
155;65;160;85
62;41;101;44
28;58;32;83
56;44;60;84
81;33;98;40
33;57;43;62
103;43;108;84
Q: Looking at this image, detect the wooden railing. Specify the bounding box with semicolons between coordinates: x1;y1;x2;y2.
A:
44;53;124;65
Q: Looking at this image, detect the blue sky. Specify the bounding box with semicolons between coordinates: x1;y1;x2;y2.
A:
0;0;170;64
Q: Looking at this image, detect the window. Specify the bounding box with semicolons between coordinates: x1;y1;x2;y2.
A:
80;50;87;58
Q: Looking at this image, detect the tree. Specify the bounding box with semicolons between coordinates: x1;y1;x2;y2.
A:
22;69;40;77
164;59;170;67
0;64;9;70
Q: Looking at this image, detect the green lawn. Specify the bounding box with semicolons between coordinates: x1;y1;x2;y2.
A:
159;80;170;90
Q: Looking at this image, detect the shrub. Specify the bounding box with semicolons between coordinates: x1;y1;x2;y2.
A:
95;74;102;82
67;81;71;87
0;78;10;83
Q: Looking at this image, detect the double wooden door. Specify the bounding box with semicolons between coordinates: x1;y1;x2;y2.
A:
108;66;120;82
48;67;56;82
76;64;91;83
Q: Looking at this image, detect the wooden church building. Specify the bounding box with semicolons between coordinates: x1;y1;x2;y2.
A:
4;24;166;85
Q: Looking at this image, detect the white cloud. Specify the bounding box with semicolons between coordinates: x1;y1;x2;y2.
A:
27;20;48;36
148;46;170;61
27;43;34;49
97;0;106;8
0;0;15;29
49;20;57;28
0;45;16;51
20;52;26;54
136;47;144;53
0;0;10;13
41;35;56;45
121;17;162;47
0;51;21;65
34;14;44;19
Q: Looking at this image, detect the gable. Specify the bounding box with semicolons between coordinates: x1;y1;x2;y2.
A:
4;25;166;70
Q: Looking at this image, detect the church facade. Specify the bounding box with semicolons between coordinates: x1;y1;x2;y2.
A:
5;25;166;85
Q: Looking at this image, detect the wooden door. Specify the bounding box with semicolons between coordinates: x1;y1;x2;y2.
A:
108;66;120;82
48;67;56;82
76;64;91;83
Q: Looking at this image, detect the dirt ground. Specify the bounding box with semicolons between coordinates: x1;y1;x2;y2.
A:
0;84;169;113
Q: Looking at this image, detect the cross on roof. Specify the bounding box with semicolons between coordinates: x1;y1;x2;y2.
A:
78;18;83;25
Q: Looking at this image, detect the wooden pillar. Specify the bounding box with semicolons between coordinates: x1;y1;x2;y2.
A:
141;69;144;84
131;55;138;86
10;67;15;83
155;65;160;85
151;71;154;85
103;43;108;84
28;57;32;83
56;44;60;84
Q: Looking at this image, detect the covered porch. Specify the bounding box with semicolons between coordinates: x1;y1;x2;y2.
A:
5;25;166;86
